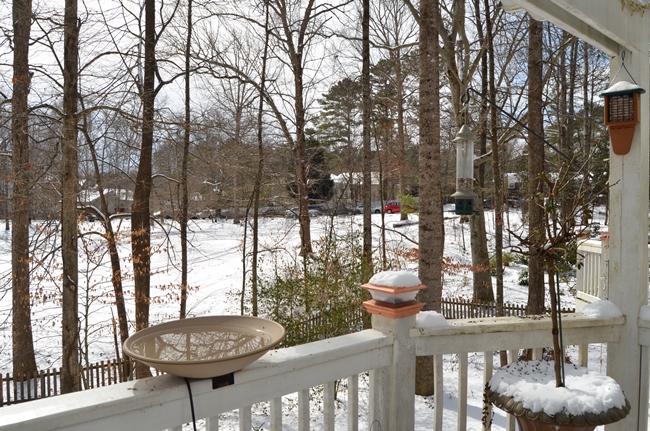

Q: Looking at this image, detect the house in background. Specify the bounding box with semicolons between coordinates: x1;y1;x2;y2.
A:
80;188;133;215
331;171;382;206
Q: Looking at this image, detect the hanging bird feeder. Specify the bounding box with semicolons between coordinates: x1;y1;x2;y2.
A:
600;80;645;155
452;125;478;215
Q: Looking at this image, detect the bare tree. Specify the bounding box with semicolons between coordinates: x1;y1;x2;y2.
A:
61;0;81;393
267;0;318;256
415;0;442;397
11;0;38;379
250;0;271;317
130;0;181;377
130;0;157;378
80;114;131;354
179;0;193;319
369;0;418;220
436;0;493;302
361;0;372;274
526;17;545;314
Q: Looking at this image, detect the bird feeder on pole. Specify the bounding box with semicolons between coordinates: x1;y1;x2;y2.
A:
452;125;478;216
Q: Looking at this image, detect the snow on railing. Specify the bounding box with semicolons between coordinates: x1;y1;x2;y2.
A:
0;330;392;431
413;313;625;431
0;311;627;431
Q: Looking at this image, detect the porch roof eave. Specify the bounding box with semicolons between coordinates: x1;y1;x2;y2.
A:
506;0;650;56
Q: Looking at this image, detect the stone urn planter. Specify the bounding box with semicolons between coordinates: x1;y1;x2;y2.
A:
485;360;630;431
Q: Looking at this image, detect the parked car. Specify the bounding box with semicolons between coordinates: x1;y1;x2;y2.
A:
79;211;97;222
285;207;320;218
354;204;382;214
383;201;401;214
259;206;285;217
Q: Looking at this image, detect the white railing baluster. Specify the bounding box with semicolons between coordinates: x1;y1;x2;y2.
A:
206;415;219;431
578;344;588;367
0;316;627;431
324;381;335;431
576;239;606;304
347;374;358;431
239;406;251;431
434;354;444;431
458;353;468;431
270;397;282;431
298;389;310;431
506;350;517;431
639;345;650;431
482;351;493;431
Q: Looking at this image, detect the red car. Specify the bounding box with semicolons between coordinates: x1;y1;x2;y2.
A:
383;201;401;213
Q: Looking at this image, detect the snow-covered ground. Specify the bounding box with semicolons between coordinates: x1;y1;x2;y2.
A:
0;207;611;430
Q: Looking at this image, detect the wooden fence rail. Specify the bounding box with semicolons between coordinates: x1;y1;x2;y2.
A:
0;299;573;407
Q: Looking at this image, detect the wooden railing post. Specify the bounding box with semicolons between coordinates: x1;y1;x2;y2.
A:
364;299;421;431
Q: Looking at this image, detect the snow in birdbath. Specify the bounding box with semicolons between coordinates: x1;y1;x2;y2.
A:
581;300;623;318
368;270;421;287
416;311;450;328
488;360;627;417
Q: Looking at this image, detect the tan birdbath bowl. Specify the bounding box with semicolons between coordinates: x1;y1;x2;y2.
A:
123;316;285;379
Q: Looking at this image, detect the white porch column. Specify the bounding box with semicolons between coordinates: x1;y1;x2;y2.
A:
606;46;650;431
502;2;650;429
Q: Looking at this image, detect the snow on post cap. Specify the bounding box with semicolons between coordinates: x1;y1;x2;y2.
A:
368;270;421;288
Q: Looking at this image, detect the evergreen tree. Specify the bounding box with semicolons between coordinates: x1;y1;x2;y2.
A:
287;133;334;203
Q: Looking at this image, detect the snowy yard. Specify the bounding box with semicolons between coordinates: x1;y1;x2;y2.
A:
0;208;613;430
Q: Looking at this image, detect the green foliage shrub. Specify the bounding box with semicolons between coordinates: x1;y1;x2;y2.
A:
489;252;515;275
257;229;371;347
518;269;529;286
399;194;419;214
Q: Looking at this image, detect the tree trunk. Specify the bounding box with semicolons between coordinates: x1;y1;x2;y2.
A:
273;0;314;256
482;0;507;366
250;0;270;318
526;17;546;315
469;0;494;303
580;41;592;226
179;0;193;319
416;0;442;396
81;122;130;350
293;71;311;256
131;0;156;378
61;0;80;393
361;0;372;276
393;50;408;222
11;0;38;380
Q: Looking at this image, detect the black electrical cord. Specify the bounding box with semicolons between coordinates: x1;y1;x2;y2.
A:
184;378;198;431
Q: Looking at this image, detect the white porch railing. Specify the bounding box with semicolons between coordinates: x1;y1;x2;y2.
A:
575;239;609;308
576;239;650;310
0;311;636;431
